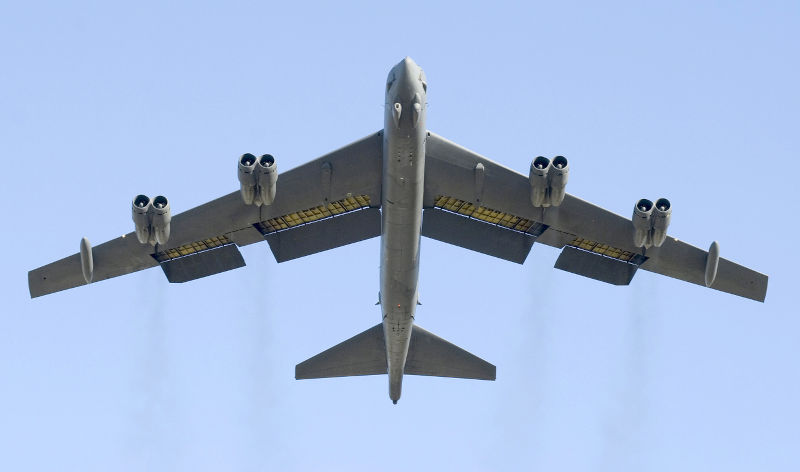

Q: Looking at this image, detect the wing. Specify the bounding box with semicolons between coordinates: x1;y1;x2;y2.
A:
29;132;383;298
422;132;768;302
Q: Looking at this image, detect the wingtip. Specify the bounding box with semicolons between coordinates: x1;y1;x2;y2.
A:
757;275;768;303
28;269;41;299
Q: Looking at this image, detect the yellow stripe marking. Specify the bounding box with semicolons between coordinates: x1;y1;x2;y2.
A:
258;195;372;234
433;195;544;234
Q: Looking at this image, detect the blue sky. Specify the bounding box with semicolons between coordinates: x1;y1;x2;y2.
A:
1;1;798;470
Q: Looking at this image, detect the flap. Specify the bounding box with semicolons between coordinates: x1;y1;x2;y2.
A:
263;207;381;263
159;243;245;283
421;207;537;264
554;245;642;286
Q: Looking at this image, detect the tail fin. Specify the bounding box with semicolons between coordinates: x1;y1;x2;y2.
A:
295;323;495;381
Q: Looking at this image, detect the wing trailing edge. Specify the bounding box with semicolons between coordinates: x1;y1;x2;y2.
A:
421;207;537;264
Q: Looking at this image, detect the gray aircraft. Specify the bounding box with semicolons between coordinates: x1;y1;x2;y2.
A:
29;57;768;403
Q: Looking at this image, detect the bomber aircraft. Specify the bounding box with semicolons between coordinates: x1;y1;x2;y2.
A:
29;57;768;403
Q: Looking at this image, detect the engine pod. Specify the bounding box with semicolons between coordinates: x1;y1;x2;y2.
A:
238;153;258;205
651;198;671;247
548;155;569;206
632;198;653;248
150;195;171;245
529;156;550;207
132;195;152;244
255;154;277;206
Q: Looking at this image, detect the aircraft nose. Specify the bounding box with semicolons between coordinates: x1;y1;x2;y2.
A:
396;56;419;79
388;57;423;99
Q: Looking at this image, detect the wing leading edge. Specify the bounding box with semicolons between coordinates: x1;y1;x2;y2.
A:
423;132;767;302
29;132;384;298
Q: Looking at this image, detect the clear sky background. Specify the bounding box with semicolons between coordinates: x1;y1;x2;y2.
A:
1;1;798;471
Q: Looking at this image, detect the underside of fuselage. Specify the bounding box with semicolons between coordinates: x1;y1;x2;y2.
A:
380;57;428;403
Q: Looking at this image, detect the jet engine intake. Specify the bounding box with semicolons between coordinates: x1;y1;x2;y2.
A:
651;198;671;247
132;195;152;244
631;197;671;248
529;155;569;207
238;153;277;206
131;194;171;245
529;156;550;207
150;195;171;245
238;153;258;205
549;155;569;206
255;154;277;206
632;198;653;248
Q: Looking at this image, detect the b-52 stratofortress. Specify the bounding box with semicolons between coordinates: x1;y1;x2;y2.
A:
29;57;768;403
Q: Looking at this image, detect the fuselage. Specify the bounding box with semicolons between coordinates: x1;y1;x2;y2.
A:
381;57;427;403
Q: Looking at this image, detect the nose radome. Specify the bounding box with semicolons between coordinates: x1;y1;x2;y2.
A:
396;56;419;74
388;57;422;98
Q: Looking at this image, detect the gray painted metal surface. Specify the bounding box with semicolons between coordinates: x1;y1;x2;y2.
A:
296;324;388;379
423;133;768;302
379;57;428;403
421;208;535;264
28;58;768;403
404;326;495;380
554;246;640;286
28;132;383;297
159;244;245;283
264;207;381;263
295;323;495;381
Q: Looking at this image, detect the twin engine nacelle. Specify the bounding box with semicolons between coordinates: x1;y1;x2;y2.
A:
632;197;671;248
132;195;171;245
238;153;278;206
529;155;569;207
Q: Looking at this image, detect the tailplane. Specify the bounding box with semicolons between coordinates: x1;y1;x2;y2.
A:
295;323;495;381
295;324;387;379
405;325;496;380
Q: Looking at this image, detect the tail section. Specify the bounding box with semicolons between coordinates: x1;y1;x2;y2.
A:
405;325;496;380
295;324;387;379
296;323;495;382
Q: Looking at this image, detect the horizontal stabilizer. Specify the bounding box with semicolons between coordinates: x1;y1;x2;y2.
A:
295;324;387;379
296;323;495;381
406;325;496;380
